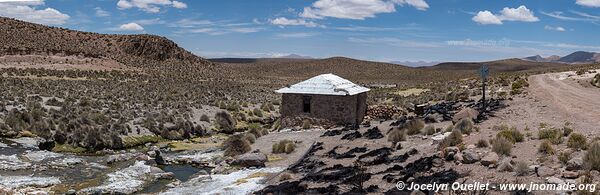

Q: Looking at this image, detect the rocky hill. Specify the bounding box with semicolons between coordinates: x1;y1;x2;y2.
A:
558;51;600;63
0;17;212;70
523;51;600;64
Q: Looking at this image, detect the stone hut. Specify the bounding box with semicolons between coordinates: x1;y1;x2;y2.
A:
276;73;370;125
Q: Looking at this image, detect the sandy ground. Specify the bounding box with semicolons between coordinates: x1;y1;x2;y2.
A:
252;129;324;168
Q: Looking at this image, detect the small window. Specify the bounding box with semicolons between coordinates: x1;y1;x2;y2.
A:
302;96;311;113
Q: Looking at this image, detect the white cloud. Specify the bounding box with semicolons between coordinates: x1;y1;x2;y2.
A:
300;0;428;20
117;0;187;13
544;25;566;32
118;22;144;31
276;32;319;38
94;7;110;17
394;0;429;11
172;1;187;9
472;11;502;25
229;27;262;33
0;0;69;25
498;6;539;22
472;5;538;25
576;0;600;7
270;17;320;27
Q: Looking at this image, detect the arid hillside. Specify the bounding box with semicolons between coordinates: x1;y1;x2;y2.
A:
428;58;569;73
0;17;213;72
225;57;467;86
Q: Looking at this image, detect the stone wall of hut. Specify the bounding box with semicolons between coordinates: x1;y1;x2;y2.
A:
280;92;367;125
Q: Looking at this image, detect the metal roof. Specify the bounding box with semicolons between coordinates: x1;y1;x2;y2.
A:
275;73;370;96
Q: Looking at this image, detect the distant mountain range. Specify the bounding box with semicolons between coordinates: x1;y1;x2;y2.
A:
390;61;440;67
523;51;600;64
278;54;313;59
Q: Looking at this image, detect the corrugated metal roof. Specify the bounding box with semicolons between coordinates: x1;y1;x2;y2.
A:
275;73;370;96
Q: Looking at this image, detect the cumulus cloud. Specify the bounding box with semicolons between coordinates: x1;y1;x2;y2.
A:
119;22;144;31
270;17;320;27
0;0;69;25
394;0;429;11
172;1;187;9
498;6;539;22
117;0;187;13
576;0;600;7
472;5;538;25
544;25;566;31
300;0;429;20
472;10;502;25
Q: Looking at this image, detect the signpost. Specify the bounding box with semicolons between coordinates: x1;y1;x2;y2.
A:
479;64;489;113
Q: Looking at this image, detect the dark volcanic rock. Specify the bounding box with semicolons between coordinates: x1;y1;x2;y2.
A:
358;147;398;166
322;129;343;137
363;126;384;139
327;146;368;159
341;131;362;140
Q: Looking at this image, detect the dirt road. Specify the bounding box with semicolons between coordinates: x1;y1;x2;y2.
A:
529;71;600;125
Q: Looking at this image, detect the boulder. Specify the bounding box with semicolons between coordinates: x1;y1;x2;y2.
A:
462;150;480;164
546;177;565;184
154;150;166;165
537;166;556;177
454;152;463;163
232;153;267;168
481;153;499;166
107;153;135;164
566;158;583;171
452;108;479;123
432;132;451;145
562;171;579;179
496;158;513;172
443;147;460;161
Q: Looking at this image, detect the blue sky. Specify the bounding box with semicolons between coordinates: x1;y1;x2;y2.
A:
1;0;600;62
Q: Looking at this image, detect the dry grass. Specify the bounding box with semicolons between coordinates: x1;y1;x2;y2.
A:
492;137;513;156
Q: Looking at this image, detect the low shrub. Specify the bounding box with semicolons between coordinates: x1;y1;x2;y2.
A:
453;118;473;135
492;137;513;156
279;173;292;181
558;152;570;165
563;126;573;136
421;125;436;135
444;124;454;132
538;128;562;144
302;120;311;129
538;140;555;155
496;128;524;143
567;133;587;150
253;108;263;117
247;123;263;137
388;128;407;144
244;133;256;144
515;161;529;176
439;129;462;149
584;142;600;171
273;139;295;154
200;114;210;122
476;139;489;148
223;134;251;157
215;111;236;134
405;119;425;135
